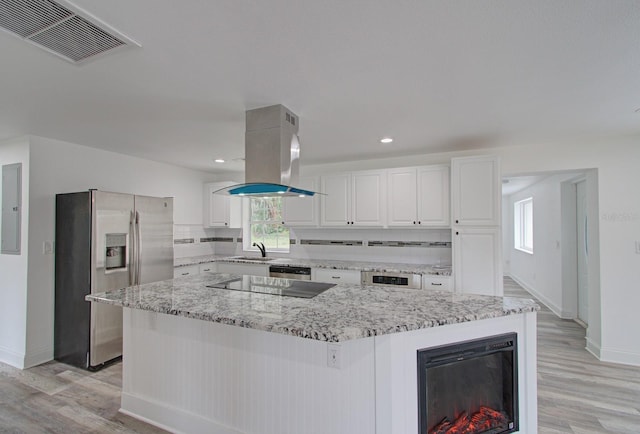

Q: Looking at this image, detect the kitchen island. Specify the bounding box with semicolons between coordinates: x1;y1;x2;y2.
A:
87;273;539;434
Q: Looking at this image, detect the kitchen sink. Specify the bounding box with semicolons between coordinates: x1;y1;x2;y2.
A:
230;256;275;262
207;276;335;298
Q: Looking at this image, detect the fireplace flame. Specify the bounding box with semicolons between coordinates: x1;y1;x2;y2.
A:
429;406;508;434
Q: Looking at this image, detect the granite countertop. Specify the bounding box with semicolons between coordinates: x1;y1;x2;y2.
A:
86;273;538;342
175;254;452;276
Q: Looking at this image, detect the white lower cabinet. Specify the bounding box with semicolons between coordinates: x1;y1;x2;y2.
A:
216;262;269;277
312;268;361;284
174;265;200;278
422;275;453;291
199;263;217;274
453;227;502;296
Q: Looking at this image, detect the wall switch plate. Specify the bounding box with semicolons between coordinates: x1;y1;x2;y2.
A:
327;343;341;369
43;240;54;255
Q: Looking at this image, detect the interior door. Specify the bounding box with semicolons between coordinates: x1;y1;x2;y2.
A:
135;195;174;284
91;191;134;367
576;181;588;326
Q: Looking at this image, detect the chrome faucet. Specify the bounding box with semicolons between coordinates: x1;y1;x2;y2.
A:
252;242;266;257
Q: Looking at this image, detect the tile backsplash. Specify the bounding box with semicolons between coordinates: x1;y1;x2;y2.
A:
174;224;452;266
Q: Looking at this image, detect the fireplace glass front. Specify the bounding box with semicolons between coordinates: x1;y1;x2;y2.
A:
417;333;518;434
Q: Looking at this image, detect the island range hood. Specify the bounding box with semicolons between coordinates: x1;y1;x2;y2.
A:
215;104;319;197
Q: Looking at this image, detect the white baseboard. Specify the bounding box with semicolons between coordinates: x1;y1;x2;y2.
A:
599;347;640;367
121;392;244;434
585;336;601;360
0;345;26;369
23;346;52;368
507;274;569;318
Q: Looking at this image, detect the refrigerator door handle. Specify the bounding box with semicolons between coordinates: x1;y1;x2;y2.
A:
130;210;136;285
135;211;142;285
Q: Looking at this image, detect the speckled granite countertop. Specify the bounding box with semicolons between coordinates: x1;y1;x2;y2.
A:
87;273;538;342
175;254;452;276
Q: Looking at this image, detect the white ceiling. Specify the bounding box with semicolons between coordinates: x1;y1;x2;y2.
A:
2;0;640;173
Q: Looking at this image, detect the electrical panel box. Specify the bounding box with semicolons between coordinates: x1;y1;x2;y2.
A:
1;163;22;255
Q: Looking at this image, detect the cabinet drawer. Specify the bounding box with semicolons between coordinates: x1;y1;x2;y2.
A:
312;268;361;284
217;262;269;277
422;275;452;291
174;264;199;278
199;263;217;274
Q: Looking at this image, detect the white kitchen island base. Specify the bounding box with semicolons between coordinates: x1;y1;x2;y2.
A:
120;308;537;434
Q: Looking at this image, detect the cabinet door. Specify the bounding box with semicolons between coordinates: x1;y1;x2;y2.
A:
209;186;230;227
387;168;418;226
320;173;351;226
453;227;502;296
204;182;242;228
283;177;319;227
418;165;450;226
451;156;500;226
352;170;386;226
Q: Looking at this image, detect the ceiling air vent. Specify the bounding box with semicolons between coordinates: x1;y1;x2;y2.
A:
0;0;139;64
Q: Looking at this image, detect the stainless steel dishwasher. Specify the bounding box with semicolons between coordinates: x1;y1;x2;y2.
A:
269;265;312;280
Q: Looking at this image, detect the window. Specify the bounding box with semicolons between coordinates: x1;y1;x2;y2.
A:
514;197;533;253
247;197;289;252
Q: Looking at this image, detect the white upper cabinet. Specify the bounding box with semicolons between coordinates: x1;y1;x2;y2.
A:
320;173;350;226
386;168;417;226
387;165;450;227
282;177;319;227
320;170;386;227
418;165;450;226
352;171;386;225
203;182;242;228
451;156;500;226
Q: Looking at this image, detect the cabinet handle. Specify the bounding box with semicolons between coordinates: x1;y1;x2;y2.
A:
418;221;421;225
456;231;459;235
413;221;416;224
282;221;285;225
331;276;341;279
181;272;189;276
455;219;459;224
203;268;210;272
431;283;442;286
224;222;228;226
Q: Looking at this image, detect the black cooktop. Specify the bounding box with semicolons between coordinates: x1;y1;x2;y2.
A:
207;276;335;299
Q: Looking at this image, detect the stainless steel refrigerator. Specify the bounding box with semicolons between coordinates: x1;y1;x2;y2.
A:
54;190;173;370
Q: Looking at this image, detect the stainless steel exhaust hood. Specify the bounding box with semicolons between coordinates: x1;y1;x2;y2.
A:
215;104;318;197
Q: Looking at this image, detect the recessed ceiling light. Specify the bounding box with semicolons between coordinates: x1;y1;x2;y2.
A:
214;159;225;163
380;137;393;144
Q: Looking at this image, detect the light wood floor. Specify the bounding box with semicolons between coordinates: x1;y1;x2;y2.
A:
504;276;640;433
1;279;639;433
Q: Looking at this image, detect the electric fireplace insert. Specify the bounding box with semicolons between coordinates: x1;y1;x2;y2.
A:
417;333;518;434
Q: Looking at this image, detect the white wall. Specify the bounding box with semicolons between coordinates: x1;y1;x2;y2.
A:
0;137;30;367
0;135;216;368
305;137;639;366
